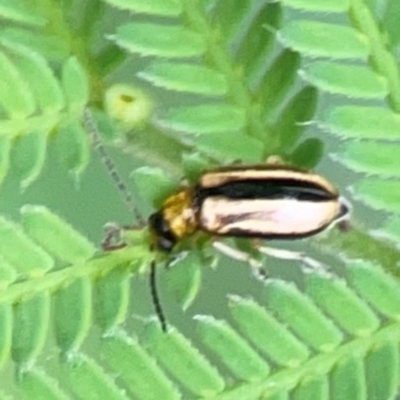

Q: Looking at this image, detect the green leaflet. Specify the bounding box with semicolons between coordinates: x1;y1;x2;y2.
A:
377;216;400;245
280;20;369;59
0;50;35;118
211;0;254;43
0;28;70;61
0;216;54;277
273;86;318;150
103;0;182;16
139;62;228;96
0;136;11;184
288;138;323;169
18;369;70;400
0;258;17;288
102;333;180;400
229;295;310;367
62;354;130;400
54;119;90;174
280;0;349;12
6;43;66;113
10;131;48;189
54;277;92;353
383;0;400;46
234;3;282;83
0;0;45;26
303;61;388;99
306;274;380;336
365;341;399;400
195;316;271;382
331;356;366;400
21;205;96;264
144;322;225;397
62;57;89;111
258;49;301;117
111;23;206;58
159;104;246;134
166;251;202;311
264;280;343;351
335;141;400;177
193;130;264;162
353;179;400;214
181;152;211;183
0;305;12;368
94;269;130;332
349;263;400;319
292;376;328;400
12;292;50;364
322;106;400;140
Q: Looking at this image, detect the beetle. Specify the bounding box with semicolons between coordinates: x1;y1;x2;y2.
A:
83;109;350;332
149;164;349;253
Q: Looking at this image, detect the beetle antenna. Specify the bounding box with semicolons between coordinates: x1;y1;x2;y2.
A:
150;259;167;332
82;108;145;226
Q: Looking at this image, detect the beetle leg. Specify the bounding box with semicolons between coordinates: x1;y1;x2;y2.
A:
212;241;266;280
102;222;126;250
336;219;352;232
258;245;325;271
102;222;140;250
164;251;189;270
212;240;328;280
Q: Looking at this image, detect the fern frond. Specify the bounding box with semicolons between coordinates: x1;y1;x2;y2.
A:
135;263;400;399
277;1;400;244
105;0;319;166
0;205;399;399
1;2;399;399
0;43;90;185
0;206;152;391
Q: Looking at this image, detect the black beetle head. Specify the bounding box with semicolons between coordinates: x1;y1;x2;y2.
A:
148;211;177;252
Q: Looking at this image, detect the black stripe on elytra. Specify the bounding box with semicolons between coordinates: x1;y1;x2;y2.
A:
209;224;333;240
195;178;336;204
